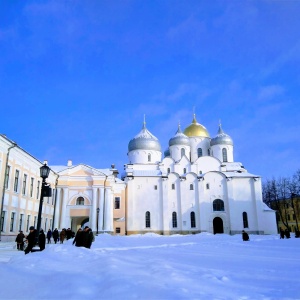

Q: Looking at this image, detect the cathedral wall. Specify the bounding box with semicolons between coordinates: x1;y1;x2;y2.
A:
190;137;210;163
128;150;162;164
211;145;234;163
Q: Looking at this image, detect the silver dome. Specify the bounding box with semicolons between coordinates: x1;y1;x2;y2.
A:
210;124;233;146
128;122;161;152
169;124;190;147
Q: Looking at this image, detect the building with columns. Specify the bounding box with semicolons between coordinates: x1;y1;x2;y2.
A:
0;114;277;241
123;115;277;235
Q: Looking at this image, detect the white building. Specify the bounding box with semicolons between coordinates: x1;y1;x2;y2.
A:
123;115;277;235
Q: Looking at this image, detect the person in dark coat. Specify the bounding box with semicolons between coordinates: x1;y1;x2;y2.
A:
39;229;46;251
60;229;66;244
279;228;285;239
73;228;84;247
24;226;36;254
242;230;249;241
52;228;59;244
83;226;94;249
284;228;290;239
16;230;25;250
47;229;52;243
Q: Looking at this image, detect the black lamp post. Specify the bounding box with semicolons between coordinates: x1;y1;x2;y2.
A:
96;207;100;236
35;163;51;247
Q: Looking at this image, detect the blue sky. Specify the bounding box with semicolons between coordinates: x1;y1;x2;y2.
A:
1;0;300;180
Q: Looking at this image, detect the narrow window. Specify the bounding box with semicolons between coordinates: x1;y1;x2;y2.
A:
190;212;196;228
4;166;10;189
30;178;34;197
172;183;175;190
10;212;15;232
183;168;186;174
199;171;202;175
115;227;121;234
148;153;151;162
206;183;210;189
34;216;37;228
115;197;120;209
222;148;228;162
197;148;203;157
26;215;30;232
19;214;23;231
167;168;170;174
1;211;5;231
76;197;84;205
14;170;19;192
154;185;157;190
22;174;27;195
190;184;194;190
243;212;249;228
172;212;177;228
181;148;185;157
145;211;151;228
37;181;40;199
213;199;224;211
208;149;211;156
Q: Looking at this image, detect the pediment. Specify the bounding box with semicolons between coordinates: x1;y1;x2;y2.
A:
57;164;106;177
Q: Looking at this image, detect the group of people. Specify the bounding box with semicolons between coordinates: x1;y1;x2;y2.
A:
46;228;75;244
279;228;300;239
73;226;95;249
15;225;95;255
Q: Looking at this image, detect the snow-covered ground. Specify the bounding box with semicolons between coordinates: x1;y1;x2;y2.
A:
0;233;299;300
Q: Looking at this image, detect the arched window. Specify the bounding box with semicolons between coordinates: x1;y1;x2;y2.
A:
167;168;170;174
145;211;151;228
172;183;175;190
190;184;194;190
243;212;248;228
213;199;224;211
222;148;228;162
190;212;196;228
197;148;203;158
208;149;211;156
181;148;185;157
172;212;177;228
148;153;151;162
76;197;84;205
183;168;186;174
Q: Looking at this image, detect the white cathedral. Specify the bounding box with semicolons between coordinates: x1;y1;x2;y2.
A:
0;114;277;241
123;114;277;235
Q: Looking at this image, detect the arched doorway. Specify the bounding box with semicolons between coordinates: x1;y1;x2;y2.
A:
213;217;224;234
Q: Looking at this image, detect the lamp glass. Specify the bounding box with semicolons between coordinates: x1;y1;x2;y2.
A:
40;164;50;179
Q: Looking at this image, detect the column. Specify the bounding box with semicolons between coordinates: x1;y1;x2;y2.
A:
99;187;104;231
53;188;61;229
60;188;68;229
91;187;98;231
104;188;113;232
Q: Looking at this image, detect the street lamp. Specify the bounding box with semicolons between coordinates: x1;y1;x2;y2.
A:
96;207;100;236
35;163;51;248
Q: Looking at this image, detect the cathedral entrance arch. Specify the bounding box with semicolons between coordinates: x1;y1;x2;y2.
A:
213;217;224;234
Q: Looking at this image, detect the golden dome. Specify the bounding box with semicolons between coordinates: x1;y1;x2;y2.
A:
183;114;210;137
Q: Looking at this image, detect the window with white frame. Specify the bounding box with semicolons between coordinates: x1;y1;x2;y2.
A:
22;174;27;195
190;212;196;228
145;211;151;228
172;183;175;190
76;197;84;205
5;166;10;189
26;215;30;232
114;197;120;209
1;211;6;231
19;214;24;231
37;181;40;199
14;170;19;192
222;148;228;162
172;212;177;228
10;212;15;232
190;184;194;190
197;148;203;157
30;178;34;197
